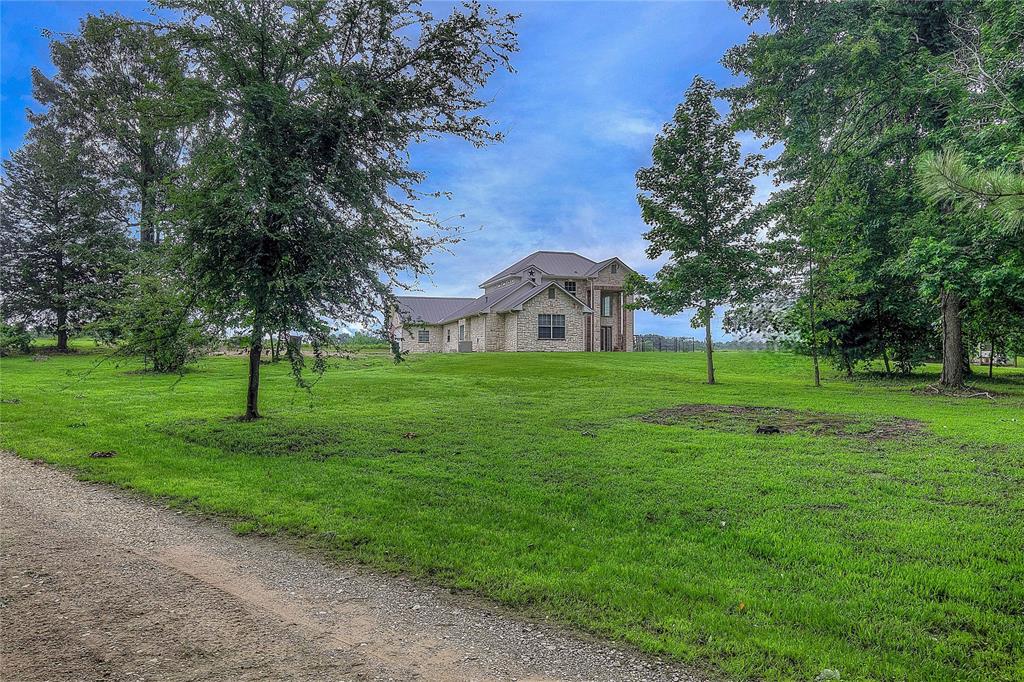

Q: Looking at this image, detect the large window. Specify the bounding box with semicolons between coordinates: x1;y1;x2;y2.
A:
563;280;576;295
459;324;465;341
538;314;566;340
601;294;612;317
418;329;430;343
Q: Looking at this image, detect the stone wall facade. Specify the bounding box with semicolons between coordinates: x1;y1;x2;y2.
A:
514;289;587;352
503;312;519;352
397;260;635;353
400;324;442;353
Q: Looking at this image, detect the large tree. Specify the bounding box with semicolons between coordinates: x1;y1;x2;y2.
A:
0;124;129;351
627;76;761;384
159;0;517;419
723;0;976;386
32;13;188;244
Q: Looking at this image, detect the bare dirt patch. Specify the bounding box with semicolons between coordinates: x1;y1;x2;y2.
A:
641;404;925;441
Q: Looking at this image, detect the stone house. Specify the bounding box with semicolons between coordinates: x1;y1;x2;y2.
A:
392;251;635;353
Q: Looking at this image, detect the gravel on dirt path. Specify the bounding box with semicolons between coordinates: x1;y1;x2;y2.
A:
0;453;712;682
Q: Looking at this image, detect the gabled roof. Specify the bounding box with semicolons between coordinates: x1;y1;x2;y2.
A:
395;296;476;325
479;251;600;287
436;282;532;324
584;256;634;276
491;281;593;314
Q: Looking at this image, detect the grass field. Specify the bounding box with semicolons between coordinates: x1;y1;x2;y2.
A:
1;347;1022;681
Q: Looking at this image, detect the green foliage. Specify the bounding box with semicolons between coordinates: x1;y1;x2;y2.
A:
0;123;129;350
2;350;1022;681
724;0;1024;384
156;0;517;416
629;76;762;322
629;75;762;384
918;149;1024;236
32;13;189;243
94;252;218;373
0;323;33;357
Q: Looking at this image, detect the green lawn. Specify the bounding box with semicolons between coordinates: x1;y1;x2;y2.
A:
2;347;1022;681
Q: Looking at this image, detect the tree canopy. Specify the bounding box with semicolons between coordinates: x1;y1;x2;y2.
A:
1;124;129;351
158;0;517;418
628;75;762;384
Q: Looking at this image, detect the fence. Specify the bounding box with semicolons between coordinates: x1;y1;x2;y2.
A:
633;335;700;352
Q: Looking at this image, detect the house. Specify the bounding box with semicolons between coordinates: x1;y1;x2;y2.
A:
392;251;636;353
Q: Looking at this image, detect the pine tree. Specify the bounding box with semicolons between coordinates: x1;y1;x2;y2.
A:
32;13;188;244
628;76;761;384
1;124;129;350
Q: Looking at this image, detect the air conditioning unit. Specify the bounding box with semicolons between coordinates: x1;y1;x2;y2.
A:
458;341;473;353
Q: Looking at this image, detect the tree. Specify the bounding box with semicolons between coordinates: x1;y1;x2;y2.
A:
919;149;1024;236
909;2;1024;386
723;0;973;387
0;124;129;351
627;76;761;384
92;248;219;373
32;13;189;244
160;0;517;419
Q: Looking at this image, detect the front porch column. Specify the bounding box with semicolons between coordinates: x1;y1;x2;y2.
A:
592;286;602;351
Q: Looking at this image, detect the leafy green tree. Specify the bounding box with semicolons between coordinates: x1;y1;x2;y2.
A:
159;0;517;419
1;124;129;351
723;0;971;386
93;249;219;373
627;76;761;384
32;13;189;244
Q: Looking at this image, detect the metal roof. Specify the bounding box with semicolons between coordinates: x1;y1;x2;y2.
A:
491;282;593;314
480;251;600;287
395;296;476;324
399;252;624;325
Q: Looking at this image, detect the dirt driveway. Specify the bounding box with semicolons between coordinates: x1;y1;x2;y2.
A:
0;454;708;681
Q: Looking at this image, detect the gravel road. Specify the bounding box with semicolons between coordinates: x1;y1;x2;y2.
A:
0;453;711;682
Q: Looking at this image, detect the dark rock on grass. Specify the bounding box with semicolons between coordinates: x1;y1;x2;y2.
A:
88;451;117;458
755;425;781;435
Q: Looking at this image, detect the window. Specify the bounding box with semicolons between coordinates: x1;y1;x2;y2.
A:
418;329;430;343
563;281;576;295
459;324;465;341
538;314;566;340
447;329;451;342
548;285;556;299
611;263;618;274
601;294;612;317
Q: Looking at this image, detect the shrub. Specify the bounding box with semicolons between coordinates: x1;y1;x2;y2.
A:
0;323;33;356
93;252;218;373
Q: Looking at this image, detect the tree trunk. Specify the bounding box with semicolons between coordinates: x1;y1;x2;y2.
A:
244;322;263;420
56;306;69;352
882;346;892;376
55;249;68;351
139;134;158;245
807;257;821;387
269;332;279;362
989;336;995;378
704;304;715;385
939;288;965;388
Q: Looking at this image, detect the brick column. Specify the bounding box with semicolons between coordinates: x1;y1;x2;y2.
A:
592;287;602;351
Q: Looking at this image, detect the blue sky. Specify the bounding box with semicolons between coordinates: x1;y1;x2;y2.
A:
1;1;771;339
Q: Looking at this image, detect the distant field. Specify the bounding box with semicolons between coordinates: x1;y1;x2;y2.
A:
2;348;1022;681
